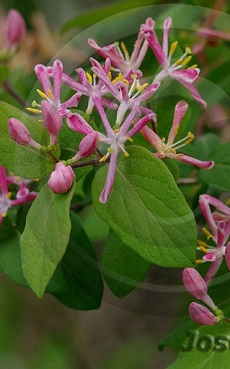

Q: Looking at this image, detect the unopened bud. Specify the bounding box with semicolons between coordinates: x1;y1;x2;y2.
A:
41;100;62;136
6;10;26;49
73;132;99;161
183;268;208;300
8;118;41;149
189;302;219;325
48;162;74;194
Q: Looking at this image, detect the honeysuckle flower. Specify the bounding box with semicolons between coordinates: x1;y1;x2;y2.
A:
8;118;42;149
141;100;214;168
0;167;37;223
183;268;223;325
141;17;207;108
188;302;220;325
48;162;74;194
5;9;26;50
197;195;230;283
70;132;99;162
91;57;160;124
30;59;81;117
88;17;154;76
41;100;62;145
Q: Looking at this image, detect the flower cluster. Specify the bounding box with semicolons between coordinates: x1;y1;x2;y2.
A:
7;16;213;204
183;195;230;325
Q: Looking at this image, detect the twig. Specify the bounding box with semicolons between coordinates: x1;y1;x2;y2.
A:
2;81;27;107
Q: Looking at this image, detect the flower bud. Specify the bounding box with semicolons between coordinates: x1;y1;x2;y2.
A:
8;118;41;149
48;162;74;194
41;100;62;136
183;268;208;300
189;302;219;325
74;132;99;161
6;10;26;49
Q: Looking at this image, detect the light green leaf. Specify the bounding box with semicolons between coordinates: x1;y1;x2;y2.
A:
102;230;151;297
0;101;54;178
20;183;75;298
167;322;230;369
92;146;197;267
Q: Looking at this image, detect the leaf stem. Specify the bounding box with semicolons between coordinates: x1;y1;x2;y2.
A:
2;81;27;107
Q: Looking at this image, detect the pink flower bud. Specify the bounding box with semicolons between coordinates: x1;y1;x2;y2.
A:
189;302;219;325
8;118;41;149
41;100;62;136
183;268;208;300
48;162;74;194
74;132;99;161
6;10;26;49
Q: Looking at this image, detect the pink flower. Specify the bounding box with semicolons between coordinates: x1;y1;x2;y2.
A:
41;100;62;145
72;132;99;162
88;18;154;75
48;162;74;194
141;101;213;168
8;118;42;149
197;195;230;283
6;9;26;49
189;302;219;325
141;17;207;108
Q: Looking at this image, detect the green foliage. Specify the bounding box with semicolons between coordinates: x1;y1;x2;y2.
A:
0;101;54;178
92;146;197;268
20;184;75;297
102;230;151;297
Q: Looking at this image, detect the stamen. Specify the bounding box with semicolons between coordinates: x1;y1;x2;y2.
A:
36;89;47;99
86;72;93;84
99;154;109;163
169;41;178;56
113;129;120;133
108;71;112;80
107;147;114;154
47;89;54;99
26;107;40;114
197;239;207;247
31;100;38;108
202;227;213;240
185;47;192;54
7;192;12;199
124;151;129;158
188;64;197;70
175;58;183;66
199;245;209;253
182;55;192;67
1;213;6;218
196;259;203;264
126;137;133;142
120;42;130;61
138;83;149;93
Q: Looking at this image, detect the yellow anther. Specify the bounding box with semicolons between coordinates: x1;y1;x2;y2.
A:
47;89;54;99
202;227;213;240
199;246;209;253
169;41;178;55
182;55;192;67
7;192;12;199
174;126;180;136
36;89;47;99
138;83;149;93
126;136;133;142
124;151;129;158
225;199;230;206
86;72;93;84
131;73;138;80
197;239;207;247
185;132;195;145
120;42;130;60
175;58;183;66
99;155;109;163
123;79;129;86
32;100;37;108
177;153;184;157
110;66;115;71
1;213;6;218
38;119;43;122
107;147;114;154
196;259;203;264
169;148;177;154
33;178;39;182
108;71;112;80
14;176;20;183
162;137;166;142
26;107;40;114
188;64;198;70
113;41;119;47
113;129;120;133
186;47;192;54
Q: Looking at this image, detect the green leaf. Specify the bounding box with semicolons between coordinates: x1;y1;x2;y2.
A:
0;65;10;82
48;212;103;310
198;142;230;192
102;230;151;297
159;317;197;350
167;322;230;369
0;101;54;178
20;183;75;298
92;146;197;267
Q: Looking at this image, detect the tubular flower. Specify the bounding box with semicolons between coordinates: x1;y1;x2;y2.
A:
0;167;37;223
197;195;230;284
141;17;207;108
8;118;42;149
91;57;160;124
30;59;81;117
48;162;74;194
141;101;214;168
88;18;154;76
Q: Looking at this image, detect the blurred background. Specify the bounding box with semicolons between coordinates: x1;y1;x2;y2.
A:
0;0;222;368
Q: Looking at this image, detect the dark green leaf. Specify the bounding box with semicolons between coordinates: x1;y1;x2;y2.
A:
20;183;75;298
92;146;197;268
102;230;151;297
